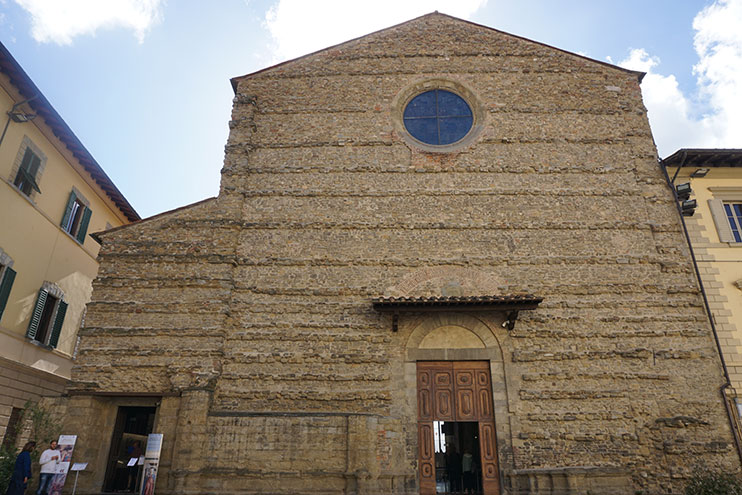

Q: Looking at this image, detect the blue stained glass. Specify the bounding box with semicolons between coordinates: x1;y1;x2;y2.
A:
404;118;439;143
404;91;437;118
403;89;473;146
437;91;471;117
439;117;474;145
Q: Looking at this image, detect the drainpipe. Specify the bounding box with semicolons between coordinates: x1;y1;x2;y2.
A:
659;158;742;467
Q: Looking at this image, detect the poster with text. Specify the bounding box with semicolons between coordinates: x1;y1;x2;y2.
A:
139;433;163;495
49;435;77;495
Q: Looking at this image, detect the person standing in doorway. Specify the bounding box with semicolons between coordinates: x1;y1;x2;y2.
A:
127;440;143;492
5;441;35;495
446;445;462;493
36;440;59;495
462;449;475;495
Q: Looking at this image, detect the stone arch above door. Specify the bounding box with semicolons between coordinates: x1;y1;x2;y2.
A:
405;313;504;363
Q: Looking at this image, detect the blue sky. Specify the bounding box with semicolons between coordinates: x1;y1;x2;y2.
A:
1;0;740;218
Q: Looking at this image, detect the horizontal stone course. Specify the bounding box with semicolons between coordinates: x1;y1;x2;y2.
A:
63;13;739;495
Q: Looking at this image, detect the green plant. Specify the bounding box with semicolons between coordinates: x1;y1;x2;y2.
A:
0;445;16;494
685;468;742;495
0;401;61;493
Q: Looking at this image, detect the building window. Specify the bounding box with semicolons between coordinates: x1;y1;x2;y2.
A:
61;190;92;243
26;287;67;349
724;203;742;242
1;407;23;449
0;248;15;323
403;89;473;146
13;147;42;196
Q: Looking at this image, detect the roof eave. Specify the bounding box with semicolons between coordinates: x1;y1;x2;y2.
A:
662;148;742;168
0;41;140;222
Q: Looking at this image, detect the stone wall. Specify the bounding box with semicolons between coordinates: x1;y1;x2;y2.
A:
65;13;739;494
0;356;66;445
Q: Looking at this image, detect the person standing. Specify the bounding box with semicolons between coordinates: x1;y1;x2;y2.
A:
127;440;143;492
446;445;462;493
36;440;59;495
5;441;36;495
461;449;475;495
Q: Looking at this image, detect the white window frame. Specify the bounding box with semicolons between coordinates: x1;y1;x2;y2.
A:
708;188;742;243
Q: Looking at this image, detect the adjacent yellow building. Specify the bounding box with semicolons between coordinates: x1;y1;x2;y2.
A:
0;41;139;445
664;149;742;410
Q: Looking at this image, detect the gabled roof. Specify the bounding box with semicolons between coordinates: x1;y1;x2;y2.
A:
662;149;742;168
90;196;216;242
0;41;140;222
231;12;644;91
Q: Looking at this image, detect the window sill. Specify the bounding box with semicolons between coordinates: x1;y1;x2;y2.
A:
3;177;37;206
27;337;54;351
61;228;84;246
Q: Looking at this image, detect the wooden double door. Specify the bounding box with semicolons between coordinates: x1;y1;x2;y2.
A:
417;361;499;495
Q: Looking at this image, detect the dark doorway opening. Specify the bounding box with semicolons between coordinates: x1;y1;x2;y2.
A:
103;406;156;493
434;421;482;494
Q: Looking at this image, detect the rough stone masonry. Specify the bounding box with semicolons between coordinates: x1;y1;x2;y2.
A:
54;13;739;495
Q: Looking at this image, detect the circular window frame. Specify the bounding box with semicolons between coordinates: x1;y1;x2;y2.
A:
393;79;485;153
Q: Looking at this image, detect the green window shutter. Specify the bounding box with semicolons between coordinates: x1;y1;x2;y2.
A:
76;207;92;243
19;148;34;170
28;153;41;176
61;191;77;229
0;267;16;320
17;149;42;193
26;289;48;340
48;301;67;348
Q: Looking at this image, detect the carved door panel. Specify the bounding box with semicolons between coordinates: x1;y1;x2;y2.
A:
479;421;499;494
417;368;433;421
417;421;435;495
453;364;477;421
432;367;455;421
475;365;494;420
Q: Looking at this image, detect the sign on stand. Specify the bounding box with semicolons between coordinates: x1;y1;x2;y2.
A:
139;433;163;495
70;463;87;495
49;435;77;495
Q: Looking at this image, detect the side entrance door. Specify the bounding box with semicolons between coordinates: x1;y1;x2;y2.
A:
417;361;499;495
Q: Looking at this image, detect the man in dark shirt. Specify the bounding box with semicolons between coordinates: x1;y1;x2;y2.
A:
446;445;462;493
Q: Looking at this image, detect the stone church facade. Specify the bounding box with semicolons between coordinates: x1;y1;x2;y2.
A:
55;13;739;495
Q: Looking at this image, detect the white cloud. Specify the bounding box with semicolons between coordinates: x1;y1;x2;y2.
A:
264;0;488;61
693;0;742;148
617;48;711;155
14;0;164;45
616;0;742;156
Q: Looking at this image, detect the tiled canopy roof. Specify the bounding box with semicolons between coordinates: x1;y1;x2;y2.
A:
372;294;542;312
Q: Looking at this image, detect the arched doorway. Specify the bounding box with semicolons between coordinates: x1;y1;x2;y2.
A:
402;312;514;495
417;360;499;495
